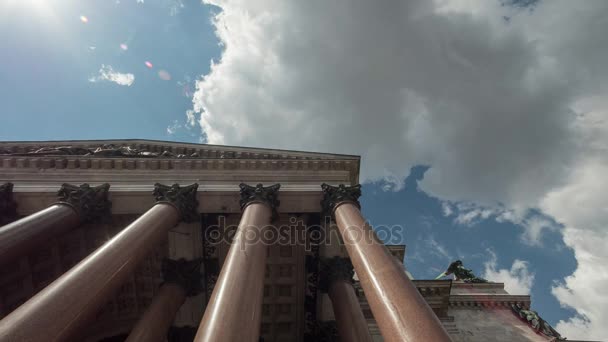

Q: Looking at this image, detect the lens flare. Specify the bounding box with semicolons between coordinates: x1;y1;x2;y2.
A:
144;61;153;69
120;43;128;51
158;70;171;81
80;15;88;23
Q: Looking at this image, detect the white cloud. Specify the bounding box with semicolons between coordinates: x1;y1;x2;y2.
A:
541;156;608;340
441;202;453;217
191;0;608;339
89;64;134;86
483;250;534;295
166;120;181;135
186;109;197;127
425;235;452;261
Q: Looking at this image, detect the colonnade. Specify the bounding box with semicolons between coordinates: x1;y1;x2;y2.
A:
0;182;451;342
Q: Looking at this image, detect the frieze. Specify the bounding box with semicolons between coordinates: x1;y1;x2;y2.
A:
56;183;111;223
0;143;349;160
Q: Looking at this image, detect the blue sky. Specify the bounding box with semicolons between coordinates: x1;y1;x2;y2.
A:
1;0;606;339
0;0;215;142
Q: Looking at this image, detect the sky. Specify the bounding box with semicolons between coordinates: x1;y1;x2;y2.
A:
1;0;607;340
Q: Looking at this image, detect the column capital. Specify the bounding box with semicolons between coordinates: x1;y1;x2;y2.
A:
153;183;199;222
162;258;203;296
57;183;111;223
0;182;17;222
319;257;354;293
320;183;361;218
239;183;280;220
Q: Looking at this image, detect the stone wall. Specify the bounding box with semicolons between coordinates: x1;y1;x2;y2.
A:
447;307;551;341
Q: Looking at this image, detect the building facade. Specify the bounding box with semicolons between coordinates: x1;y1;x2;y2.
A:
0;140;570;341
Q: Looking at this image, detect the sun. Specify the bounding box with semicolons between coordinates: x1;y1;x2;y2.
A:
1;0;54;15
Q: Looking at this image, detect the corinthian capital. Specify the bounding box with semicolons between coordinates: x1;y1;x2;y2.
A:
0;182;17;222
239;183;280;220
320;183;361;218
57;183;111;223
153;183;199;222
319;257;355;292
162;258;203;296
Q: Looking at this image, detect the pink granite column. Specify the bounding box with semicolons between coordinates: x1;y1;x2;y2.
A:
321;257;373;342
322;184;452;342
0;182;17;225
126;258;203;342
0;183;199;342
0;183;111;264
194;183;280;342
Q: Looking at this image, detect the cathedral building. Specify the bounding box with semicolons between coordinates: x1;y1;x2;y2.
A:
0;140;574;341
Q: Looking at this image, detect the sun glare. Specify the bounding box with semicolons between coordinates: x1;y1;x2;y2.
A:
0;0;58;21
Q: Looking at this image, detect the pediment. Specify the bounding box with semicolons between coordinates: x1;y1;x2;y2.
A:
0;139;358;161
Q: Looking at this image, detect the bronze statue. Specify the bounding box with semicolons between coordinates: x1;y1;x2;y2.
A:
436;260;488;283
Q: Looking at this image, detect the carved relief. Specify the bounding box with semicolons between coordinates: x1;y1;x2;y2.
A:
153;183;199;223
56;183;111;223
320;183;361;219
239;183;280;221
1;145;201;159
511;304;565;340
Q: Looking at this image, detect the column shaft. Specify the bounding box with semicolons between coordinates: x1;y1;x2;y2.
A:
334;203;452;342
194;203;272;342
0;204;80;264
125;283;187;342
0;204;180;341
328;280;373;342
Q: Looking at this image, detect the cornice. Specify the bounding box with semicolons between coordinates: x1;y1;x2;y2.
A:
0;156;357;173
449;294;531;309
0;140;360;160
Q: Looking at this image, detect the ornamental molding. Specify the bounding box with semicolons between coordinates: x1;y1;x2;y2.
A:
153;183;199;222
320;183;362;218
239;183;280;220
449;294;531;309
162;258;203;297
0;140;361;186
0;141;357;161
56;183;111;223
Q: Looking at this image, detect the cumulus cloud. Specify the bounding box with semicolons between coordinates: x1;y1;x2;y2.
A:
191;0;608;338
89;64;134;86
483;250;534;295
542;156;608;339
